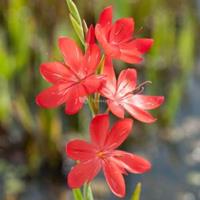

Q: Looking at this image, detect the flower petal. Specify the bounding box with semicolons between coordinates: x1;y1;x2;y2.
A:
129;38;154;54
65;97;84;115
130;95;164;110
103;159;125;198
104;56;116;87
117;69;137;97
105;118;133;149
82;74;105;94
112;150;151;174
119;43;143;64
63;82;87;114
95;24;120;57
90;114;109;147
36;84;69;108
100;57;117;98
123;103;156;123
68;159;101;188
86;25;95;44
66;140;96;161
119;51;143;64
83;44;101;75
58;37;83;73
98;6;113;26
107;100;125;119
109;18;134;43
39;62;76;84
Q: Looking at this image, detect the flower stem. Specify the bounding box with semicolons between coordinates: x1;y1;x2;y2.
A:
94;55;105;113
73;188;84;200
87;96;95;117
83;183;94;200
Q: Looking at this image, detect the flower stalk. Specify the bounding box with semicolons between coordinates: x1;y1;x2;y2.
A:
35;0;164;199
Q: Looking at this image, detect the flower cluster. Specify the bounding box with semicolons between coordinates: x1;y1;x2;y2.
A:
36;5;164;198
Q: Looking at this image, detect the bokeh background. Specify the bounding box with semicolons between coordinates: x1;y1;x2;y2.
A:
0;0;200;199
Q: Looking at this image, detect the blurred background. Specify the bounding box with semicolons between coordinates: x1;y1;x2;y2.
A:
0;0;200;199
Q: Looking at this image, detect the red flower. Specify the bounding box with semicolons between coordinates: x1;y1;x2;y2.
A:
36;37;104;114
66;114;151;198
95;6;153;64
100;57;164;123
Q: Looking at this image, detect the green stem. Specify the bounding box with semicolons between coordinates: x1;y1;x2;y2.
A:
73;188;84;200
83;183;94;200
87;96;95;117
94;55;105;113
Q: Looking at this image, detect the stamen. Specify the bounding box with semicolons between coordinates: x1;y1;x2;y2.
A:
135;27;144;35
133;81;152;94
97;151;105;158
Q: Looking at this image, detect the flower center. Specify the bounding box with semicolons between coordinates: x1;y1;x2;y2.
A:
96;151;106;159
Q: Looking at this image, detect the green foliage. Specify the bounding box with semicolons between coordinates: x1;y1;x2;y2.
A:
73;188;84;200
7;0;33;73
178;10;195;72
130;183;142;200
0;79;11;122
83;183;94;200
66;0;85;45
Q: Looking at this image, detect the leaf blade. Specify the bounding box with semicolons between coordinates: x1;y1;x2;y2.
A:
130;182;142;200
69;14;85;45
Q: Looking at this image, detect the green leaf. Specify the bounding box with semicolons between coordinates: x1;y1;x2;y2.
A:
73;188;84;200
69;14;85;45
7;0;33;71
66;0;85;46
130;182;142;200
66;0;82;26
0;78;11;122
14;95;34;132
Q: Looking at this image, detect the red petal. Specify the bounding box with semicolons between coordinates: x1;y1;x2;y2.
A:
63;82;86;114
103;159;125;198
123;103;156;123
130;38;154;54
40;62;77;84
68;159;101;188
130;95;164;110
99;6;113;26
112;150;152;174
119;52;143;64
119;43;143;64
65;97;84;115
100;56;117;98
104;56;116;86
107;100;125;119
83;44;100;75
118;38;153;64
90;114;109;147
58;37;83;73
86;25;95;44
64;74;104;114
95;24;120;57
36;84;69;108
117;69;137;97
109;18;134;44
66;140;96;161
82;74;105;94
105;118;133;149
